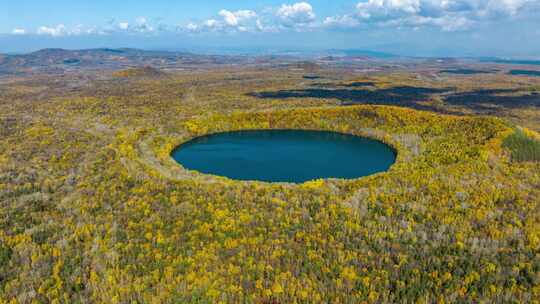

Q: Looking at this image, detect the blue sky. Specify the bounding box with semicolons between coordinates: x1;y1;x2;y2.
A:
2;0;540;57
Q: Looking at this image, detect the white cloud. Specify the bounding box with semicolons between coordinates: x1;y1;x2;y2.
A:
253;18;279;32
277;2;316;27
12;28;26;35
179;9;258;33
137;17;147;25
219;10;240;26
356;0;421;20
35;23;106;36
15;0;538;37
70;24;85;35
485;0;530;15
256;19;265;31
205;19;219;28
37;24;67;37
357;0;421;19
113;18;167;33
132;17;154;33
351;0;540;31
118;22;129;30
218;9;257;26
185;23;199;32
323;15;360;28
180;19;222;33
402;14;473;31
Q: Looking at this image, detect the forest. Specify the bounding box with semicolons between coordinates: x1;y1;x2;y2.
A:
1;64;540;303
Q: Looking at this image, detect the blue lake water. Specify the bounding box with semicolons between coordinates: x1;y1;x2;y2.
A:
171;130;396;183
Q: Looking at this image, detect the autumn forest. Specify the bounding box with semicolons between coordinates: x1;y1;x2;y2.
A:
1;52;540;303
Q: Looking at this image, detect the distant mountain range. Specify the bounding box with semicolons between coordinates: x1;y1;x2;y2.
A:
0;47;221;67
1;47;539;77
0;47;407;76
0;48;300;76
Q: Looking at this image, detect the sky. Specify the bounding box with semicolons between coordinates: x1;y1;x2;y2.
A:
2;0;540;57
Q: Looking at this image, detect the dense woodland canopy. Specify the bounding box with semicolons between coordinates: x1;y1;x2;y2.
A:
0;66;539;303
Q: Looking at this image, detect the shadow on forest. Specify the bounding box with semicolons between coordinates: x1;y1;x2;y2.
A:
303;75;322;80
308;81;377;88
444;89;540;109
440;69;498;75
341;81;377;87
248;86;450;104
508;70;540;77
248;85;540;112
